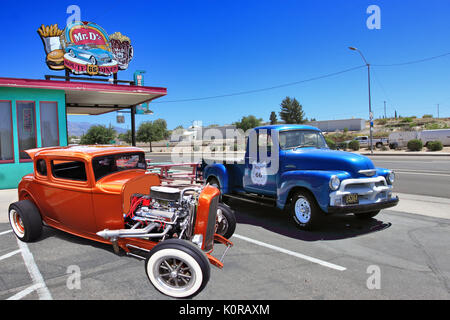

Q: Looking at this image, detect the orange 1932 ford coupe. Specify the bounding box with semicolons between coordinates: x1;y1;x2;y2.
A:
8;145;234;298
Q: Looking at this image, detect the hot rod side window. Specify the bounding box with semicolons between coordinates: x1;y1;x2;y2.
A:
51;160;87;181
36;159;47;176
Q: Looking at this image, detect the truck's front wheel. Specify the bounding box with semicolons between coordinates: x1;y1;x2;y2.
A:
289;191;321;230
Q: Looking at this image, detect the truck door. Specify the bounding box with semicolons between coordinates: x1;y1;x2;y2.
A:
243;129;278;196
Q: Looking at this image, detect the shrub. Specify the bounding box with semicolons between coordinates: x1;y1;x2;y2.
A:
426;140;443;151
407;139;423;151
337;142;348;150
401;117;413;123
348;140;360;151
423;114;433;118
325;137;336;150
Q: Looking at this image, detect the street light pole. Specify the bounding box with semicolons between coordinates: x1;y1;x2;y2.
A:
349;47;373;154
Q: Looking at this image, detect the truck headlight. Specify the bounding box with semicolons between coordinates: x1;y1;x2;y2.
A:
329;175;341;191
387;171;395;185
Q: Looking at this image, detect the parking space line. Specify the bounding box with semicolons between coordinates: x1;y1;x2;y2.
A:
234;234;347;271
7;283;43;300
0;230;12;236
0;249;21;262
16;239;52;300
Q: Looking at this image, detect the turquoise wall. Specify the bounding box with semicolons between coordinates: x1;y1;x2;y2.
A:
0;87;67;189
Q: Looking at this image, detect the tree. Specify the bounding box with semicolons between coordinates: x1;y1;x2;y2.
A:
136;119;168;152
233;115;263;132
118;130;132;144
269;111;278;125
279;97;306;124
80;125;116;145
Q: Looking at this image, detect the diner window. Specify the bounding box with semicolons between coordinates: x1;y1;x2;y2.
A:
17;101;37;161
51;160;87;181
40;102;59;147
0;101;14;163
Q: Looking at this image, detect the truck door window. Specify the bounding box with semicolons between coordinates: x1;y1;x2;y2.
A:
279;130;327;149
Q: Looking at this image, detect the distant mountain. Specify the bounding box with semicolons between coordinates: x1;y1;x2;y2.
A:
68;122;128;137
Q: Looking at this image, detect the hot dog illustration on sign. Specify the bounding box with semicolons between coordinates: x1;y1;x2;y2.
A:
251;162;268;186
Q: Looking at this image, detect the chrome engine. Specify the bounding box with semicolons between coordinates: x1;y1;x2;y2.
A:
96;186;202;244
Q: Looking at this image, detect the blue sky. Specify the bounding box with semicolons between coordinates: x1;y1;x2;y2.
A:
1;0;450;130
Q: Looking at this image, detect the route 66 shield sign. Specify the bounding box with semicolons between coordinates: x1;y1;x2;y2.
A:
251;162;268;186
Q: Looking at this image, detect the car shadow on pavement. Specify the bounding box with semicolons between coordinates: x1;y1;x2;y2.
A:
39;225;119;254
228;199;392;242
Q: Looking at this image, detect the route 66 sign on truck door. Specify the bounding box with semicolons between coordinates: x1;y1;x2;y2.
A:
250;162;268;186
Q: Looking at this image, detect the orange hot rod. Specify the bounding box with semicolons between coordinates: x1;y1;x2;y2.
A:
9;145;234;298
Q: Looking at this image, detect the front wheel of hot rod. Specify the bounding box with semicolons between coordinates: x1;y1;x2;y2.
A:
145;239;211;299
288;190;322;230
8;200;42;242
216;203;236;240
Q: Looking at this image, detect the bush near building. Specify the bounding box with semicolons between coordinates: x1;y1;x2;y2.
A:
426;140;443;151
325;137;336;150
407;139;423;151
348;140;360;151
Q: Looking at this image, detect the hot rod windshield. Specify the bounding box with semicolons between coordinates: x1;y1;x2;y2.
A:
279;130;328;150
92;152;147;181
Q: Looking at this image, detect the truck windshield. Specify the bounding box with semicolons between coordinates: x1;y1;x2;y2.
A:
279;130;327;150
92;152;147;181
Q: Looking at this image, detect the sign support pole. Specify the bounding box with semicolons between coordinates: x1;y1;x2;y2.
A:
131;106;136;146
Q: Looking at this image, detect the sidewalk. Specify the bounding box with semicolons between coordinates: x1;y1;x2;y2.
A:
0;189;17;223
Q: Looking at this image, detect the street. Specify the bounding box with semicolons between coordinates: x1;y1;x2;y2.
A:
0;155;449;300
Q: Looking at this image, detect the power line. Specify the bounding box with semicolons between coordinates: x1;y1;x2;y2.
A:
150;50;450;106
152;65;366;104
372;51;450;67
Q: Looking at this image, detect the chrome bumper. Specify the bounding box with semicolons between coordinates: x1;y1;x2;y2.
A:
328;176;397;213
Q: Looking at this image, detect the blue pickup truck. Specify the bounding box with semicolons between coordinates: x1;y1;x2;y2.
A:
200;124;399;230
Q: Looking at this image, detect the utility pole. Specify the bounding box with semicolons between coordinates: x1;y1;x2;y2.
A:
437;104;440;119
349;47;373;154
384;101;387;119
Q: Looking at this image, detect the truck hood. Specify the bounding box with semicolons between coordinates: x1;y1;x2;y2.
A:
282;148;375;177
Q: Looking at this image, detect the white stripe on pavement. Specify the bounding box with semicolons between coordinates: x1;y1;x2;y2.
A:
16;239;52;300
233;234;347;271
0;249;21;262
7;283;44;300
0;230;13;236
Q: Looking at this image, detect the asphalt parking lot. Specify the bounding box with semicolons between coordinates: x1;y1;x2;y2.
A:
1;200;449;300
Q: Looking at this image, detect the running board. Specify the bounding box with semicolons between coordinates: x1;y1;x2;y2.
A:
222;193;277;207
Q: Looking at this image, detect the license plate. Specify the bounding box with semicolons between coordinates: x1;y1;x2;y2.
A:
344;194;359;205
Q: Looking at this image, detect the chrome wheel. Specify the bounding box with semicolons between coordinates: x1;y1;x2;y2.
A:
154;256;195;290
294;196;311;224
9;209;25;238
216;208;229;236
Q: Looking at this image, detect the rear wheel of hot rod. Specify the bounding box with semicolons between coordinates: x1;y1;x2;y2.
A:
145;239;210;299
8;200;42;242
216;203;236;240
289;190;322;230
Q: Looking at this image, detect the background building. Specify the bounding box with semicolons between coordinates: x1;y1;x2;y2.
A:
307;118;366;132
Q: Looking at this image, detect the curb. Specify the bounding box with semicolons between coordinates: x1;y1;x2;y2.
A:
360;152;450;156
